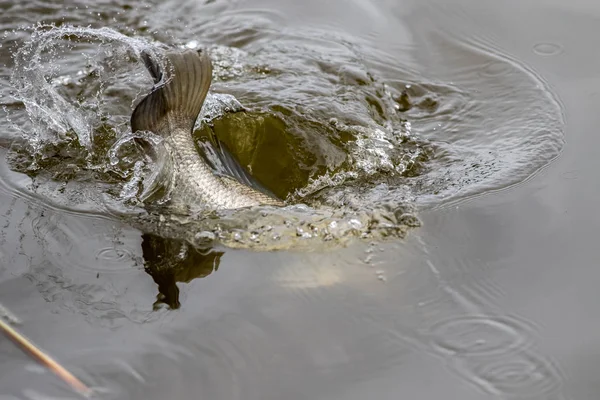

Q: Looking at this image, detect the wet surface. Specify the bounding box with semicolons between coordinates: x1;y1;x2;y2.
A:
0;0;598;399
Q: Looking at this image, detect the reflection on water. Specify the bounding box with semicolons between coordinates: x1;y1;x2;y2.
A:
0;0;581;399
141;234;223;309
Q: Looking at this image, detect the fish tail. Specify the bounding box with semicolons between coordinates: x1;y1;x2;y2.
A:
131;49;212;134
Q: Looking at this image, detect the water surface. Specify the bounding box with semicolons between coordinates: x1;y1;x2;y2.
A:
0;0;595;399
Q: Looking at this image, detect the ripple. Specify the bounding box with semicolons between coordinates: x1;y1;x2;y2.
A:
26;259;160;327
533;42;564;57
200;8;285;48
96;247;136;267
479;61;512;77
10;205;158;325
273;264;343;290
0;302;21;325
428;315;531;357
459;352;564;397
400;9;566;206
30;211;141;275
4;21;566;251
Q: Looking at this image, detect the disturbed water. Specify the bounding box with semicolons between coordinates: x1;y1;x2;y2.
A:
0;0;596;399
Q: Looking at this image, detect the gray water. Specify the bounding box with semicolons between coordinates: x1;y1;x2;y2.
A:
0;0;595;399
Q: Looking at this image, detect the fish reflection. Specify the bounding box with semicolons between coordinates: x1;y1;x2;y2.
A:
140;233;223;309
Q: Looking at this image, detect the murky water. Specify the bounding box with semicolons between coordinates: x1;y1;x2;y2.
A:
0;0;596;399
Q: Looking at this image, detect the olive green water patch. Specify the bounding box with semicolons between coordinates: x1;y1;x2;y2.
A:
196;111;348;200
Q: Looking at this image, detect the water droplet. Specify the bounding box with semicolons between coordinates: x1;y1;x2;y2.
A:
533;42;563;56
185;40;199;49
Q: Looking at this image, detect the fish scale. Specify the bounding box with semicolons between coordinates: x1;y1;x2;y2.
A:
131;49;282;210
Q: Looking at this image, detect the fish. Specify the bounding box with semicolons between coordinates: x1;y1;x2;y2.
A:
131;49;283;211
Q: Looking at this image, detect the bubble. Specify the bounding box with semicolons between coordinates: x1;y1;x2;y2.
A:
147;202;416;252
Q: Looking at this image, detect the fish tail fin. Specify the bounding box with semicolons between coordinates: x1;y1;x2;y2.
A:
131;49;212;134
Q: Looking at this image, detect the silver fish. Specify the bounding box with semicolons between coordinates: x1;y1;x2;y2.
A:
131;49;283;210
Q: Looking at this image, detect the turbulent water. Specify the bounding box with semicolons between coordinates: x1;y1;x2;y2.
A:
1;18;563;251
0;1;575;399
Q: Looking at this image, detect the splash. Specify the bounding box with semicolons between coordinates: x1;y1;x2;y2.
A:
5;25;423;251
5;21;567;251
130;202;421;252
9;25;167;150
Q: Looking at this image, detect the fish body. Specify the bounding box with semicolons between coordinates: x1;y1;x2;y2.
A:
131;49;282;210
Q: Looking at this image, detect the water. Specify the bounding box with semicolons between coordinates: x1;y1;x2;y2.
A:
0;0;596;399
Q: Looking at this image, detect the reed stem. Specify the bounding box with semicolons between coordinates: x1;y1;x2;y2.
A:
0;317;92;397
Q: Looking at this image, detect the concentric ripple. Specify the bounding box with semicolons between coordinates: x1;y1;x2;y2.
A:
428;315;531;357
456;352;564;398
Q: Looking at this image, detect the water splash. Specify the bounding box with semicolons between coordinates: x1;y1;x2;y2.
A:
9;25;166;150
127;202;421;252
3;24;425;251
292;118;430;203
4;21;567;251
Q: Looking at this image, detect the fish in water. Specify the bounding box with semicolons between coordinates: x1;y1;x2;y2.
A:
131;49;283;211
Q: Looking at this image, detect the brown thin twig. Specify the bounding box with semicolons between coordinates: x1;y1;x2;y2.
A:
0;317;92;397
